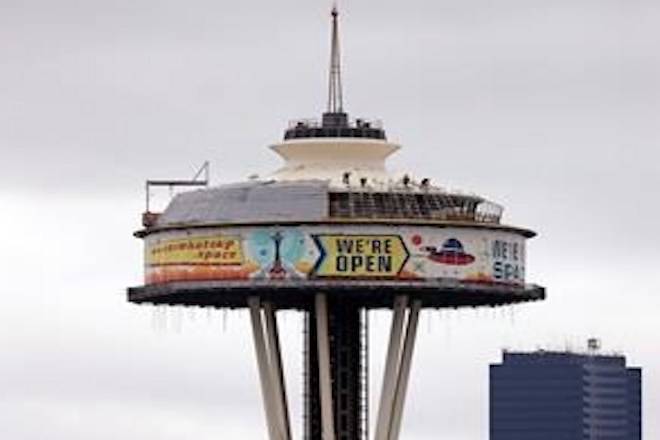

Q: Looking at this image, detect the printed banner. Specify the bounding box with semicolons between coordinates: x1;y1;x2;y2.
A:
144;225;527;286
147;236;243;266
312;234;409;278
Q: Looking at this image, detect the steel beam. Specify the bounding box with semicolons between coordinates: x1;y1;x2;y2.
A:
304;310;322;440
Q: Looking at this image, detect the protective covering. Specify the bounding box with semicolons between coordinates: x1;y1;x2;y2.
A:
157;180;330;226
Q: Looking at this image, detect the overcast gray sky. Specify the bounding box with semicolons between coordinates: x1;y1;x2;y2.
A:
1;0;658;439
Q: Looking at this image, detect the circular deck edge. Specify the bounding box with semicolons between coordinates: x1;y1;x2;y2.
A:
135;219;537;239
127;279;545;310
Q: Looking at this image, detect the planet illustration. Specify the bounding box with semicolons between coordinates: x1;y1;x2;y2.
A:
423;238;475;266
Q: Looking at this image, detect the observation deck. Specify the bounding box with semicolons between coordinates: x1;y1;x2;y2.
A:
284;113;386;140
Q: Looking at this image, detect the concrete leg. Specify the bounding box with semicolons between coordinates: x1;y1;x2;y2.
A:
263;302;291;440
315;293;336;440
388;300;422;440
374;296;408;440
248;296;279;440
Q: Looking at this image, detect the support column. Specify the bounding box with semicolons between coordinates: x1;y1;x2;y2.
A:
315;293;336;440
389;299;422;440
264;302;292;440
304;310;322;440
374;297;422;440
374;296;408;440
249;297;279;440
249;297;291;440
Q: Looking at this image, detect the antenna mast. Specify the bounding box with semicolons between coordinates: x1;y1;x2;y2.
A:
327;6;344;114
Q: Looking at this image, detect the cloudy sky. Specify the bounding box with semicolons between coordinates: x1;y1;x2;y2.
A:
1;0;658;439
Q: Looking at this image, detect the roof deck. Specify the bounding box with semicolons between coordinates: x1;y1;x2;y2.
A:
138;180;510;232
284;114;386;140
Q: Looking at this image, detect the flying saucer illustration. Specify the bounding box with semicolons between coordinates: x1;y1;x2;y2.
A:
423;238;475;266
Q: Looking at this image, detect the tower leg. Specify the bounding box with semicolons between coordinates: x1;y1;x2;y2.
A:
249;297;291;440
315;293;336;440
264;302;292;440
374;296;408;440
249;297;279;440
389;300;421;440
305;310;322;440
374;297;422;440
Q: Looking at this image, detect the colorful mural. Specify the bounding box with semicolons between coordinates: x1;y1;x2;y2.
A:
144;225;526;286
245;229;311;279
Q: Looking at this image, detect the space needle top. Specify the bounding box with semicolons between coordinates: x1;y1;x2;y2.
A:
145;6;527;238
274;7;398;187
282;7;386;141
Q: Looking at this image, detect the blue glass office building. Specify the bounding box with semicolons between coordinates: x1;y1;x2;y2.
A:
490;350;641;440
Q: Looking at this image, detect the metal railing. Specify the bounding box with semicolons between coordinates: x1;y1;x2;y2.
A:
328;190;503;224
288;117;384;130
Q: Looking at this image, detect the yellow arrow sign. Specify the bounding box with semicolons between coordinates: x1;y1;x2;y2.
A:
312;234;409;278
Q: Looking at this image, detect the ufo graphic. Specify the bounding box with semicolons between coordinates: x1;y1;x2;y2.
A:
423;238;475;266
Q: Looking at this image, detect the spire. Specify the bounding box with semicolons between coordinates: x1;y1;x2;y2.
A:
327;6;344;114
283;5;387;138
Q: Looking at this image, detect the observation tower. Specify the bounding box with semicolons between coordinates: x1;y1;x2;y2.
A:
128;8;545;440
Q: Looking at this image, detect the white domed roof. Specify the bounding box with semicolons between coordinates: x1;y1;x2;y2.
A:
270;138;400;187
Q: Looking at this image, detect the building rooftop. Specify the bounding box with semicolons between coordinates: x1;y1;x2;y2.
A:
500;348;629;365
140;179;520;234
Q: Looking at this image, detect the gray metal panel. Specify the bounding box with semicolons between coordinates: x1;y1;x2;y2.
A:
157;180;330;225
